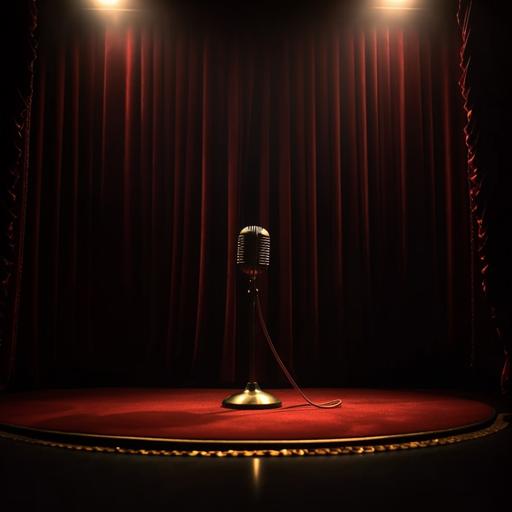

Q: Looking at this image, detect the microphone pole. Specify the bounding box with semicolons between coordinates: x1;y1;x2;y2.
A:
248;276;256;384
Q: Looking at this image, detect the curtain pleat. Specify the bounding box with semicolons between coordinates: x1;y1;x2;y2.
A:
457;0;512;391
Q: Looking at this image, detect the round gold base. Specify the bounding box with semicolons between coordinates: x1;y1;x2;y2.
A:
222;382;282;409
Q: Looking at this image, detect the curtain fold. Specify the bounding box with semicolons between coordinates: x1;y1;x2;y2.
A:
458;0;512;392
11;6;472;388
0;0;37;388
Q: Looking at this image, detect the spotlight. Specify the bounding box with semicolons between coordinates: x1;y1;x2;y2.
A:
372;0;421;10
92;0;124;9
385;0;409;6
95;0;120;6
84;0;140;14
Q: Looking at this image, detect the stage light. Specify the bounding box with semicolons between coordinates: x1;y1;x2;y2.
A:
372;0;421;10
95;0;121;6
385;0;409;6
84;1;141;14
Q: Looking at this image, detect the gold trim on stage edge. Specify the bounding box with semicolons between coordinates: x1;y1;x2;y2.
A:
0;414;509;458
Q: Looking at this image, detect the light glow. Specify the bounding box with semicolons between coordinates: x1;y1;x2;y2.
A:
372;0;420;10
252;458;261;488
94;0;121;7
85;0;140;14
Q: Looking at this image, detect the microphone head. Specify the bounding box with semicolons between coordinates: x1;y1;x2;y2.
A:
237;226;270;276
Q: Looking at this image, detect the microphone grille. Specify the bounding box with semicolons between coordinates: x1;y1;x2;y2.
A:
237;226;270;273
257;232;270;266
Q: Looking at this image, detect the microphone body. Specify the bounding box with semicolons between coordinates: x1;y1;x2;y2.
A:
237;226;270;277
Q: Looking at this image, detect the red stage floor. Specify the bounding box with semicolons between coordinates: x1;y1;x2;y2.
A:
0;388;496;445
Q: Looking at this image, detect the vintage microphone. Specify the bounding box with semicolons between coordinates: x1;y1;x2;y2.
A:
222;226;342;409
222;226;281;409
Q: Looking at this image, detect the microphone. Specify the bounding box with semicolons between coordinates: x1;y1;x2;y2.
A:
222;225;342;410
237;226;270;277
222;225;281;409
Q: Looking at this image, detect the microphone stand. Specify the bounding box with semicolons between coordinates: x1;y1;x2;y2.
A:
249;277;257;383
222;276;281;409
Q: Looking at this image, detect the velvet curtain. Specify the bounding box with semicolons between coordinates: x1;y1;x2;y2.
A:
0;0;37;389
9;3;472;388
458;0;512;392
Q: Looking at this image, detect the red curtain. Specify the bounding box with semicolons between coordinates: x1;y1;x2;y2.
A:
458;0;512;392
0;0;37;389
11;5;472;388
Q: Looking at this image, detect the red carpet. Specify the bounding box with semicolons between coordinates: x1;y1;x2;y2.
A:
0;388;495;442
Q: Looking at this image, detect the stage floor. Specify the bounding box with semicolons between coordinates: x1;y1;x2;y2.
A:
0;388;506;456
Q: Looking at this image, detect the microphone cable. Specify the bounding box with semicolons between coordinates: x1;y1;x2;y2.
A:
256;293;342;409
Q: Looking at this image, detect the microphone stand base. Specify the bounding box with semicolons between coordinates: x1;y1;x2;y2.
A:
222;382;282;409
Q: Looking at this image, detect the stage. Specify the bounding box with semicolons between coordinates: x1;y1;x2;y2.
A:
0;388;507;456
